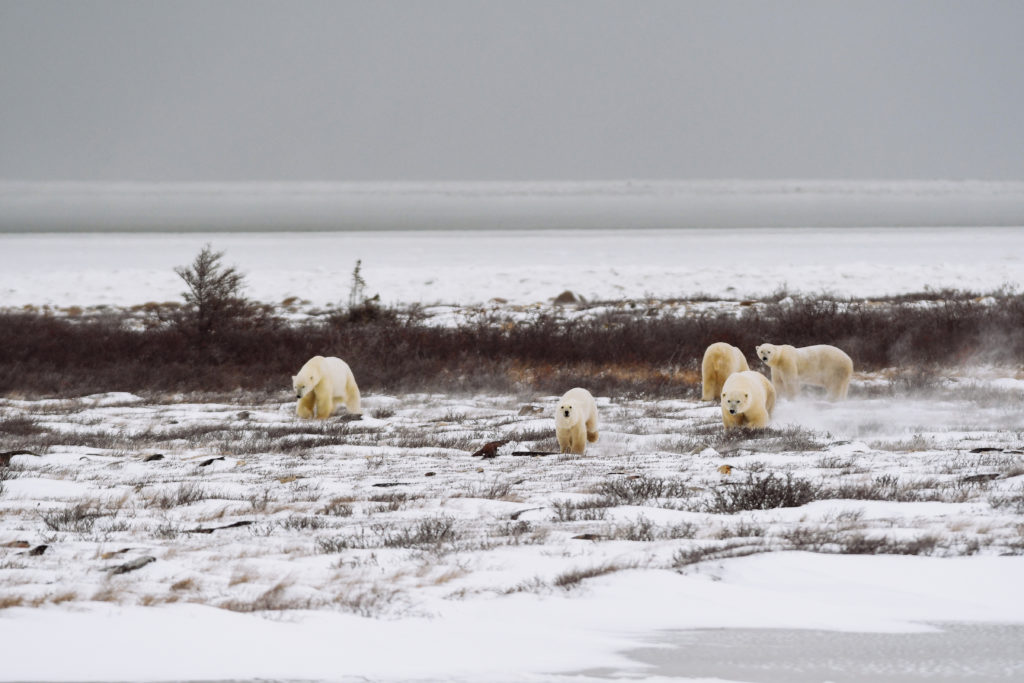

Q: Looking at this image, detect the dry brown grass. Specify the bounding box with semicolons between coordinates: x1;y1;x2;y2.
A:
3;289;1022;398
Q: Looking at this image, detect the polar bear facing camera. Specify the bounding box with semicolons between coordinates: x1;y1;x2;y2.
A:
293;355;362;419
701;342;750;401
721;371;776;430
554;387;599;455
755;343;853;401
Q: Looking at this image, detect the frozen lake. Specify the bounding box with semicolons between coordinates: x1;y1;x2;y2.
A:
590;623;1024;681
1;226;1022;308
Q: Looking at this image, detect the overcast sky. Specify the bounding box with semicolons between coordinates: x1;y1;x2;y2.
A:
2;0;1023;182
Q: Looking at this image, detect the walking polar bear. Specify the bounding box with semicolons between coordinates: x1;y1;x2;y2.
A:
755;343;853;401
701;342;750;401
555;387;599;455
721;371;776;429
293;355;362;419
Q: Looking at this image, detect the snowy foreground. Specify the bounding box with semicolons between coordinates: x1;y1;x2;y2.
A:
1;382;1023;681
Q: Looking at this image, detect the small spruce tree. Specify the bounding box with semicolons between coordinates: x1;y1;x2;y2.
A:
174;245;250;344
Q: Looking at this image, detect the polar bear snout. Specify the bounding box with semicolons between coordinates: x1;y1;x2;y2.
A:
563;409;570;418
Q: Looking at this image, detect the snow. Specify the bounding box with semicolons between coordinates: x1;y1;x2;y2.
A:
0;225;1023;310
1;555;1021;681
1;386;1023;680
1;217;1024;680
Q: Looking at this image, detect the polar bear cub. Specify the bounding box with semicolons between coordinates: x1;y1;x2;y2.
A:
292;355;361;419
721;371;776;430
554;387;599;455
701;342;750;401
755;343;853;401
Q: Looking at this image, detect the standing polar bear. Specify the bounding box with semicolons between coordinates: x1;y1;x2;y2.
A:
755;343;853;401
292;356;362;419
721;371;776;429
554;387;599;455
701;342;750;401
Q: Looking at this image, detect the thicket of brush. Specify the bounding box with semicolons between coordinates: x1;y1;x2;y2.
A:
2;289;1021;398
1;244;1020;398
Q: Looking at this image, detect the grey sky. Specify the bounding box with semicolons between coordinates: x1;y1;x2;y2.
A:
2;0;1023;181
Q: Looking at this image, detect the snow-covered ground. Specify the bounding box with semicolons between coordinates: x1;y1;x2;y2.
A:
1;383;1023;681
1;223;1024;681
1;226;1023;310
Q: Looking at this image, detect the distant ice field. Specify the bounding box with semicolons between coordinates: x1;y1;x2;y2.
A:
0;226;1022;308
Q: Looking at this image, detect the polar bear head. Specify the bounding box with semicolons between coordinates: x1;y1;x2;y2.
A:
756;344;780;366
555;398;581;427
721;386;752;416
292;357;323;398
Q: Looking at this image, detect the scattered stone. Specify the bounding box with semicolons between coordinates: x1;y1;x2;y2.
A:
3;541;30;549
109;556;156;575
142;454;165;462
718;464;733;475
198;457;225;467
969;447;1003;453
371;482;409;488
510;507;544;520
489;297;508;304
552;290;584;305
425;471;436;477
517;405;544;416
511;451;556;457
28;545;48;556
100;548;132;559
277;475;298;484
961;473;1001;483
189;521;254;534
572;534;602;541
236;411;251;419
471;440;509;459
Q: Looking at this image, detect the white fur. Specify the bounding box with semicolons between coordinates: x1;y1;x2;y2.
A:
721;371;776;429
292;355;362;419
554;387;599;455
701;342;750;401
755;343;853;400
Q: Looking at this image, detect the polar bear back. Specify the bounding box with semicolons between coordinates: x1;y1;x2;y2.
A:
793;345;853;385
319;356;356;399
701;342;750;401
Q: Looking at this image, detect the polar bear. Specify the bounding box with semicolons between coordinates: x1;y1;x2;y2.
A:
292;355;361;419
701;342;750;401
554;387;599;455
755;343;853;401
721;371;776;430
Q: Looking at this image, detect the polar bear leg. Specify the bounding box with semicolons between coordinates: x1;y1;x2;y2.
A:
297;392;315;419
745;407;770;428
573;423;589;454
701;357;721;402
344;373;362;414
827;372;851;401
721;407;742;430
314;390;334;419
556;427;571;454
764;382;776;416
585;411;599;443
